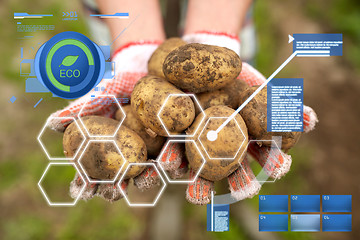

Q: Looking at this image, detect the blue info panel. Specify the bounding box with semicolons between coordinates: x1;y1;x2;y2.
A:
267;78;303;132
293;33;343;56
259;195;288;212
322;214;352;232
259;214;288;232
291;195;320;212
322;195;352;212
290;214;320;232
207;204;229;232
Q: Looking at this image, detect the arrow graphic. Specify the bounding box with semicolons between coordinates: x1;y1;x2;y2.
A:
288;34;294;43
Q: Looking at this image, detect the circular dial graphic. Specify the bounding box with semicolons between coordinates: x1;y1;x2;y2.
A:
35;31;105;99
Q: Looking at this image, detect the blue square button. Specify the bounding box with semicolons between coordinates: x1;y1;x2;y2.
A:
291;195;320;212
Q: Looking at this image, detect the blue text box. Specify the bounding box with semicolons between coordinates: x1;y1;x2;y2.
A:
290;214;320;232
323;214;352;232
267;78;303;132
259;214;288;232
293;33;343;56
259;195;288;212
291;195;320;212
322;195;352;212
207;204;229;232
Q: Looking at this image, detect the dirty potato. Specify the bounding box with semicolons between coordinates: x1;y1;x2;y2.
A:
185;106;248;181
131;75;195;137
163;43;242;93
116;105;166;157
238;85;301;150
196;78;249;113
148;38;187;78
63;116;147;180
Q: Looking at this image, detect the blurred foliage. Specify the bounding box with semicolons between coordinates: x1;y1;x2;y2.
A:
253;0;279;75
304;0;360;71
2;214;51;240
40;165;76;202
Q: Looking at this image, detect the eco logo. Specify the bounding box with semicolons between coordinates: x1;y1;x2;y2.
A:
35;31;105;99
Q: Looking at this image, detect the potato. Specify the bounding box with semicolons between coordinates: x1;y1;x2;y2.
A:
238;85;301;150
115;105;166;157
148;38;187;78
163;43;242;93
63;116;147;180
131;75;195;136
185;106;248;181
196;78;249;113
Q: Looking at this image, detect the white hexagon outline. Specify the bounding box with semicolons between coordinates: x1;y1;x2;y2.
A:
237;139;285;183
77;139;127;183
38;116;86;161
38;162;86;207
156;139;206;184
198;117;247;160
117;163;166;207
157;93;206;138
78;94;126;138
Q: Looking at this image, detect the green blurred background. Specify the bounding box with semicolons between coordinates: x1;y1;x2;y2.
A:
1;0;360;239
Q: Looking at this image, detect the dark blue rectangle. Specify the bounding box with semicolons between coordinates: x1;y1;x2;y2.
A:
267;78;304;132
259;195;288;212
207;204;229;232
322;214;352;232
290;214;320;232
322;195;352;212
259;214;288;232
293;33;343;56
291;195;320;212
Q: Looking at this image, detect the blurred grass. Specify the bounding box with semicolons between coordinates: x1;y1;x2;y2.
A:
304;0;360;73
2;214;51;240
39;129;66;158
40;165;76;202
253;0;279;75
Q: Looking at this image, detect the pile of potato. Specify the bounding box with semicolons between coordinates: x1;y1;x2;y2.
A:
63;38;301;188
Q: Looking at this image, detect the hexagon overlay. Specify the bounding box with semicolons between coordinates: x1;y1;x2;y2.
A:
117;163;166;207
157;93;206;137
240;139;287;183
198;117;247;160
77;139;126;183
38;116;86;160
78;95;126;137
38;162;86;206
156;139;206;184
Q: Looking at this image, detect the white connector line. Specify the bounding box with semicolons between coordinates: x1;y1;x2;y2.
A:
206;50;330;141
297;55;330;57
296;50;330;57
297;50;330;54
207;51;299;141
211;191;214;231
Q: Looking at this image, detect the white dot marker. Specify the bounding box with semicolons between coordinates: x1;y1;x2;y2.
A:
207;130;218;141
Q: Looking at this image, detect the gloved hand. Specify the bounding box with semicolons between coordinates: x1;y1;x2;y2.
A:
48;40;166;202
181;31;318;205
70;165;161;202
70;148;188;202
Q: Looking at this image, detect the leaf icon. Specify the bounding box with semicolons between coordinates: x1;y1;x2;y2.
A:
59;55;79;67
